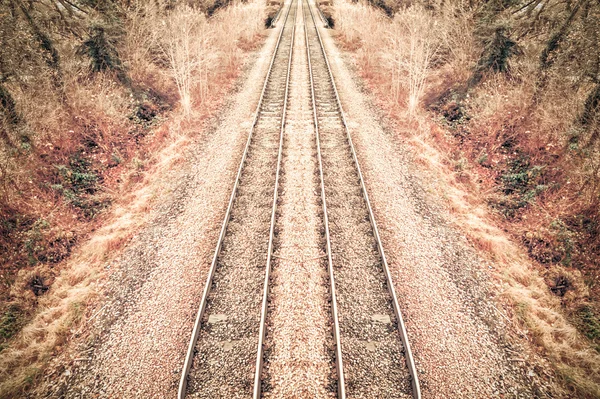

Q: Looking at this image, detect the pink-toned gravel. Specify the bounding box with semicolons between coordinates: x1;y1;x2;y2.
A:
47;25;282;399
262;2;335;397
317;4;535;398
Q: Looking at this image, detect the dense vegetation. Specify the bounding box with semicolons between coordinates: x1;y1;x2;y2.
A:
0;0;157;352
0;0;266;395
446;0;600;271
440;0;600;335
355;0;600;268
331;0;600;395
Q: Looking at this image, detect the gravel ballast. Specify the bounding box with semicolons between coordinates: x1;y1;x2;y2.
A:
261;1;336;397
316;2;536;397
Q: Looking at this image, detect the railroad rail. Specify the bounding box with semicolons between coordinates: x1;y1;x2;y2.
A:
179;0;421;396
252;2;295;398
303;0;422;398
304;0;345;397
252;0;343;396
177;1;296;396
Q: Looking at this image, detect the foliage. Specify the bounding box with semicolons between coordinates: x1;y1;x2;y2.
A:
52;153;109;217
0;0;267;395
470;23;520;85
580;306;600;344
0;305;22;343
79;25;126;79
496;155;546;214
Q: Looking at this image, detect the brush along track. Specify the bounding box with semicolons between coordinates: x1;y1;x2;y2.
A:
304;0;421;398
177;1;297;397
259;0;338;397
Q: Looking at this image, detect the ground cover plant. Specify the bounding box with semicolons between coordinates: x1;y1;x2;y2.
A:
0;0;267;395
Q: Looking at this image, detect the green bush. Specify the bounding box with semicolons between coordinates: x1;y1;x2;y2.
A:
0;305;23;344
495;155;547;217
53;153;108;217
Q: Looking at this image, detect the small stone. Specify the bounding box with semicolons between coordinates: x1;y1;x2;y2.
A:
207;314;227;324
371;314;391;324
222;340;236;351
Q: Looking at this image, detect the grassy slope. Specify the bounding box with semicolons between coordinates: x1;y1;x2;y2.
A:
0;0;269;396
329;0;600;396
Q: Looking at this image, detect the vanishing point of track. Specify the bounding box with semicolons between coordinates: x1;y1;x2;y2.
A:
178;0;422;397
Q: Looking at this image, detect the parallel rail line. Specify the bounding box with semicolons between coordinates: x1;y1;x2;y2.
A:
177;1;295;396
305;0;346;397
252;3;295;398
179;0;421;396
303;0;421;396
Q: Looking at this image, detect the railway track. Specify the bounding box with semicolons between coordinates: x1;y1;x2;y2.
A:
177;1;296;396
258;1;339;397
304;0;421;397
178;0;421;397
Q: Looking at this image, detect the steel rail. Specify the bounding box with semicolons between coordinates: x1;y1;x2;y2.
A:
252;0;297;396
304;0;422;398
303;0;346;397
177;1;295;397
315;2;330;28
270;2;283;28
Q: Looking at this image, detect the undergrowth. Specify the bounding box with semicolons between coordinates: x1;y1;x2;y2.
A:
0;0;267;396
333;0;600;396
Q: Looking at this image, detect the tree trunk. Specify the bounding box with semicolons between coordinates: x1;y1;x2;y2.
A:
581;83;600;126
539;0;585;70
12;0;64;91
0;83;20;126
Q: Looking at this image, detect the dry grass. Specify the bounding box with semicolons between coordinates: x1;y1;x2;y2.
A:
0;1;266;396
160;10;212;116
333;0;600;396
385;6;439;114
334;0;472;111
125;0;265;115
0;139;173;396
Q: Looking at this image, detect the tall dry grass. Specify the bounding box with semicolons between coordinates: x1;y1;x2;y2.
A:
335;0;473;114
160;9;212;115
124;0;264;116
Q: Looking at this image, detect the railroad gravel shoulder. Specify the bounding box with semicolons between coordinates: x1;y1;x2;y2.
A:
316;4;540;398
40;26;281;399
262;4;335;397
